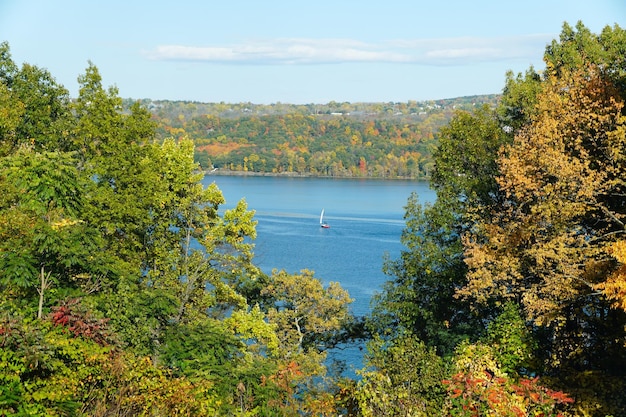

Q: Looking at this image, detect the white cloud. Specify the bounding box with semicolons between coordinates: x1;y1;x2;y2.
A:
425;48;501;59
144;34;552;66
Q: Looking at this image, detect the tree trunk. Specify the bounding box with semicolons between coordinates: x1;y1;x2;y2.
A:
38;266;51;319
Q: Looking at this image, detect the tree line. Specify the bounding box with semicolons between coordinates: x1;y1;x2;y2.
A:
1;20;626;416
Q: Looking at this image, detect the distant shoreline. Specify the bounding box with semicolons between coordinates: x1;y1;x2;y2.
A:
203;169;428;181
205;169;314;178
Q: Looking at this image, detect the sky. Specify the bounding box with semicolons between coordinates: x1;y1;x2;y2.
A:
0;0;624;104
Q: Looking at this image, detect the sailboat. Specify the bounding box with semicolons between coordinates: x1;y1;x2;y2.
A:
320;209;330;228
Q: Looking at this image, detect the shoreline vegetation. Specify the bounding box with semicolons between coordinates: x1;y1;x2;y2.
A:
204;168;428;181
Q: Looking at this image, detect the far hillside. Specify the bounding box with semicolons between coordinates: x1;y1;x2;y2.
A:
125;95;499;179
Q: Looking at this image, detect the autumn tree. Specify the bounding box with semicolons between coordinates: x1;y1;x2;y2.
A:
261;269;353;355
259;269;355;415
461;60;626;416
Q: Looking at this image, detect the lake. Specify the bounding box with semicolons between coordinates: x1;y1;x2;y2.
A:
202;175;436;374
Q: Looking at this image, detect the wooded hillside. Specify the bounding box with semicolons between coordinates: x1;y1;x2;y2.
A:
129;96;499;178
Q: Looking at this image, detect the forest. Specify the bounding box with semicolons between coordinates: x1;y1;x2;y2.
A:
1;20;625;416
135;95;498;179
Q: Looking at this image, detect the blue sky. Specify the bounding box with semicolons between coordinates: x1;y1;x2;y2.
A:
1;0;624;104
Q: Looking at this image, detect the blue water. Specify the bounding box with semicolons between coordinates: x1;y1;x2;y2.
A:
203;175;436;375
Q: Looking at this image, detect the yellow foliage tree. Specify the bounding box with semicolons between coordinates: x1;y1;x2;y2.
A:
459;63;626;407
461;63;626;323
459;61;626;416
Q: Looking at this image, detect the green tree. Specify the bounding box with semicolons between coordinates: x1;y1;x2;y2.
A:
71;63;158;269
0;42;72;155
0;81;24;156
497;67;543;135
355;333;448;416
0;149;105;318
372;105;508;355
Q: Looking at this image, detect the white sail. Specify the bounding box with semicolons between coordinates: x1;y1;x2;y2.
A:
320;209;329;228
